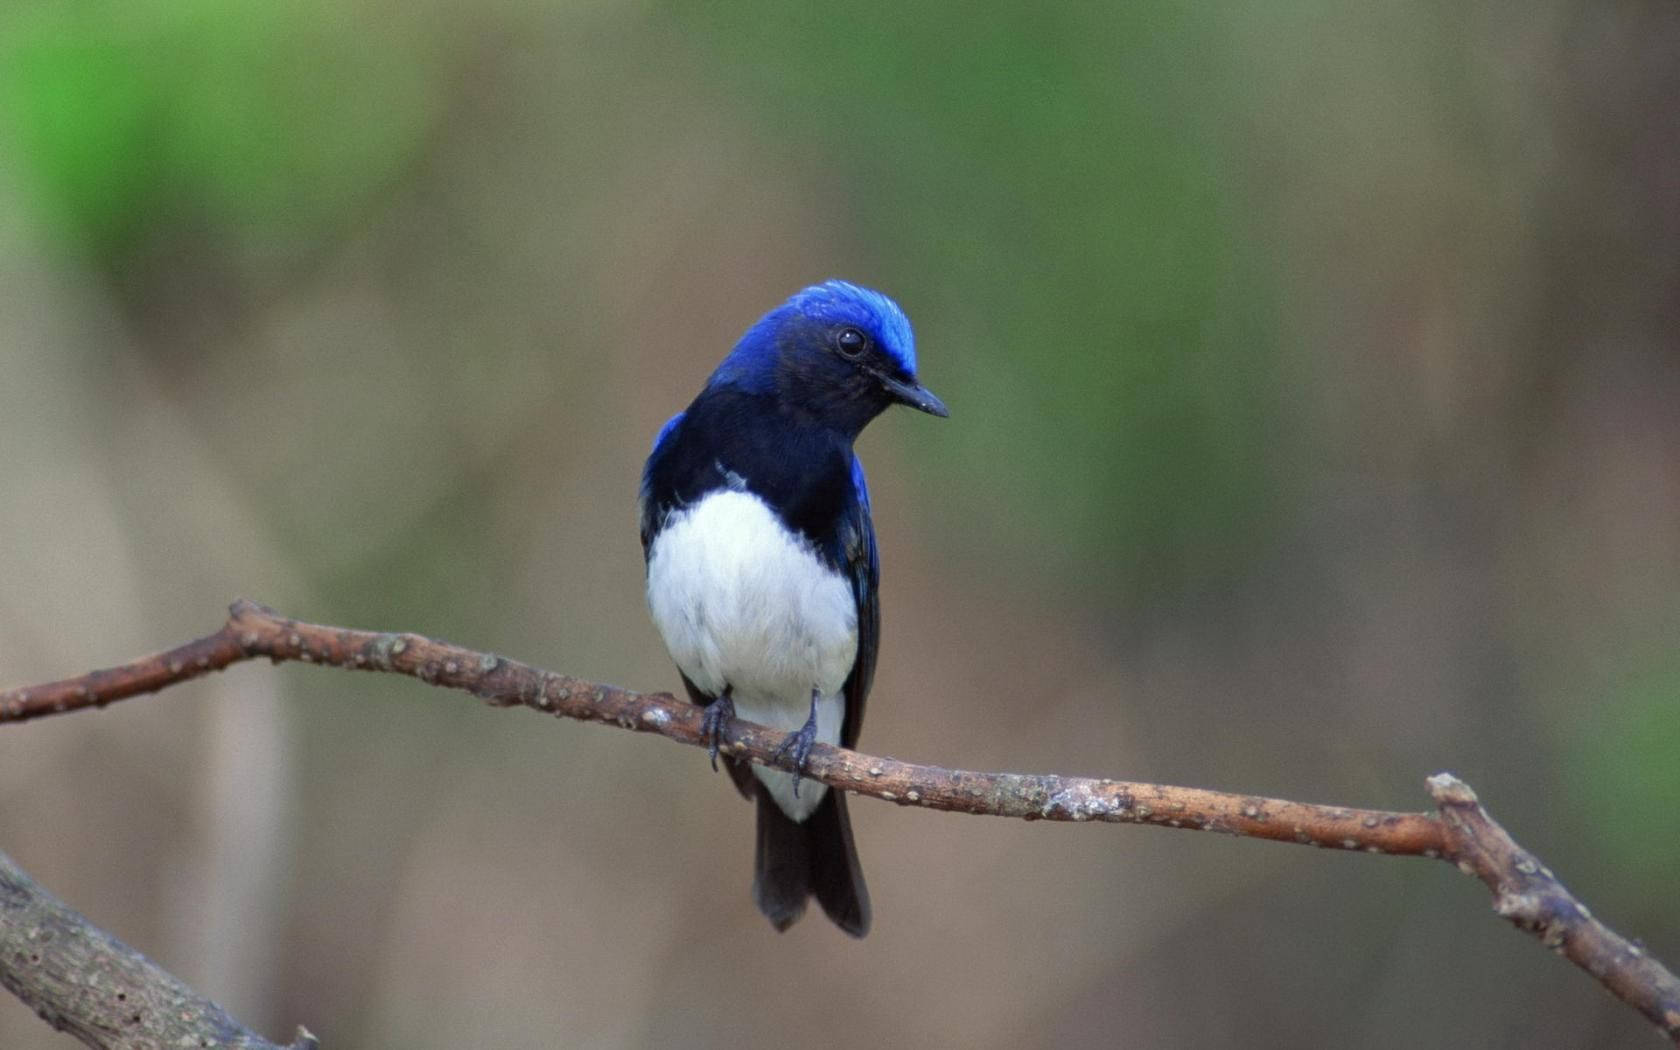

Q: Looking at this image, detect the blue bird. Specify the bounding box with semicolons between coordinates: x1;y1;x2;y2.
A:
639;280;946;936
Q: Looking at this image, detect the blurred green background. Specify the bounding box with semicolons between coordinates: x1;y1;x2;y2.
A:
2;1;1677;1047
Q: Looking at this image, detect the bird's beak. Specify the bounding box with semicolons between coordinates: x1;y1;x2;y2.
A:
877;372;950;418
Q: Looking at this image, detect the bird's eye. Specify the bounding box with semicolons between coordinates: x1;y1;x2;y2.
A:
835;327;867;359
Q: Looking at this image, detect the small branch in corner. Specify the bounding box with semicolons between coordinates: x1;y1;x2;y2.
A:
0;845;316;1050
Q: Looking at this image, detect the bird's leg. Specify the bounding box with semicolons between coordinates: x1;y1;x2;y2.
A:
700;686;735;772
773;687;822;798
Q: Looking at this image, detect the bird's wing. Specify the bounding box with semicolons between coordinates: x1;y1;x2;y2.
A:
839;454;880;750
638;411;686;558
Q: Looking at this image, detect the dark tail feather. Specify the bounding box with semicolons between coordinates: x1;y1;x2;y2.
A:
752;785;811;931
752;786;871;938
810;790;871;937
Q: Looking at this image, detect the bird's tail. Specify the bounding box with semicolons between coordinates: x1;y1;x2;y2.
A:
752;784;871;937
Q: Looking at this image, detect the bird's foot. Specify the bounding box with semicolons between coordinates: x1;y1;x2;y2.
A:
773;690;821;798
701;689;735;772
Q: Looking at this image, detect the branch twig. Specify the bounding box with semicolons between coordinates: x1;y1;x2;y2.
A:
0;846;316;1050
3;599;1678;1044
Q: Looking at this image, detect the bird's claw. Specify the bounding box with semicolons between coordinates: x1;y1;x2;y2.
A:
774;702;820;799
701;691;735;772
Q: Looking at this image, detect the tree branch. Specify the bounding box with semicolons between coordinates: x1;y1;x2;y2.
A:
2;599;1677;1044
0;845;316;1050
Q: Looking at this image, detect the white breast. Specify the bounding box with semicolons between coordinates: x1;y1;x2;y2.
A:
646;489;855;820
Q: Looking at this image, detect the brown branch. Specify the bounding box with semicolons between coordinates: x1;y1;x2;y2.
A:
0;846;316;1050
1428;775;1680;1038
2;599;1678;1044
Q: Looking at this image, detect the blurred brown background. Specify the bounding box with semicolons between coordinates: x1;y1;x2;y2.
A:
2;2;1678;1047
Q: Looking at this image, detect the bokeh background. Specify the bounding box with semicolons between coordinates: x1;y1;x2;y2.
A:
2;2;1678;1047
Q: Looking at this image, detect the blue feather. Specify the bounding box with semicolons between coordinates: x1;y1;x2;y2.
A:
650;411;683;453
708;280;919;396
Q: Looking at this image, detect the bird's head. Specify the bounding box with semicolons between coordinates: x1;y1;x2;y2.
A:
708;280;947;437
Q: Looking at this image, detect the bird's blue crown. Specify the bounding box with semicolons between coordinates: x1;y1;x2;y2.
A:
708;280;917;393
